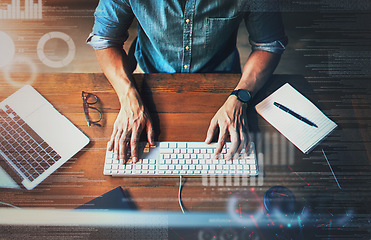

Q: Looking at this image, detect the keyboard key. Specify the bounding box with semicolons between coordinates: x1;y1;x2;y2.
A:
47;158;55;165
178;142;186;148
35;165;45;174
246;159;255;165
40;161;50;170
40;142;49;149
159;142;168;148
55;154;62;161
160;148;173;154
46;146;53;153
169;142;177;148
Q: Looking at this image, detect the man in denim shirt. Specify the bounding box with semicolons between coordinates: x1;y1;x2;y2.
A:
87;0;287;163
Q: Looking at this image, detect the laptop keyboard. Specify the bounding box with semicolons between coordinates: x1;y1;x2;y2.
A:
0;105;61;181
104;141;258;176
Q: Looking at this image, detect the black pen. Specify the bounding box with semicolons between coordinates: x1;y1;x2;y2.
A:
274;102;318;128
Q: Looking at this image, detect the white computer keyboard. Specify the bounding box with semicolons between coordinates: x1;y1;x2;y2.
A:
104;142;258;177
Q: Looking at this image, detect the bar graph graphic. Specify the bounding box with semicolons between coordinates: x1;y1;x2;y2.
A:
0;0;42;19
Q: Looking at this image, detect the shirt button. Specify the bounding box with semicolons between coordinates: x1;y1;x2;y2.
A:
185;46;190;51
183;65;188;70
185;19;190;24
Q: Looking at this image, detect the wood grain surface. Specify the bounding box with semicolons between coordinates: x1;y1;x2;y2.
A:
0;73;369;214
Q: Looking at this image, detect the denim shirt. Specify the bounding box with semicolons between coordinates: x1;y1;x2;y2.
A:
87;0;287;73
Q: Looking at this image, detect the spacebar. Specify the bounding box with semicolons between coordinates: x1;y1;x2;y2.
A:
21;123;44;145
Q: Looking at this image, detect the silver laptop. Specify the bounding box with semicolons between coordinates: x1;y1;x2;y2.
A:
0;85;90;190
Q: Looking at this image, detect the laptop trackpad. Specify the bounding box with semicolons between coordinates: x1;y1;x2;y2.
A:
25;103;88;157
0;166;21;189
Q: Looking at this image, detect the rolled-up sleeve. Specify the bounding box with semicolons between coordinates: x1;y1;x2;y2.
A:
87;0;134;50
244;0;288;54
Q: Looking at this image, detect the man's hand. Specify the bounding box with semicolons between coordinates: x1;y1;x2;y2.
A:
107;87;155;163
204;51;281;159
205;95;249;160
94;48;155;164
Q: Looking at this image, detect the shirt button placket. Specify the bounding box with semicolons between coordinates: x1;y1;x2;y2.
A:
182;15;192;73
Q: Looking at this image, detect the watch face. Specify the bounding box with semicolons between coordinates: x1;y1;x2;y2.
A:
237;89;251;103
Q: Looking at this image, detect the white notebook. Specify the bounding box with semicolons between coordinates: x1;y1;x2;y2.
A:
255;83;337;154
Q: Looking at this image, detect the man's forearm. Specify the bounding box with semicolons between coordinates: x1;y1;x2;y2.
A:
95;47;154;161
95;47;138;104
236;50;281;96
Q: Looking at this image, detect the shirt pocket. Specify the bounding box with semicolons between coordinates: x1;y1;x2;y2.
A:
205;14;243;50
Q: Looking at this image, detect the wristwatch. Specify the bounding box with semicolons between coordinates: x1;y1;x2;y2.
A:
230;89;252;104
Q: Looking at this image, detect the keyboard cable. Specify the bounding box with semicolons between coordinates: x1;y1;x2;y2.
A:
178;175;185;214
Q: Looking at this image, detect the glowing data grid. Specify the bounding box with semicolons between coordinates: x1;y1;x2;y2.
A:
0;0;42;20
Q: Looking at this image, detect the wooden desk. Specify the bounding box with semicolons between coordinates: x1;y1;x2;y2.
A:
0;73;248;211
0;73;370;215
